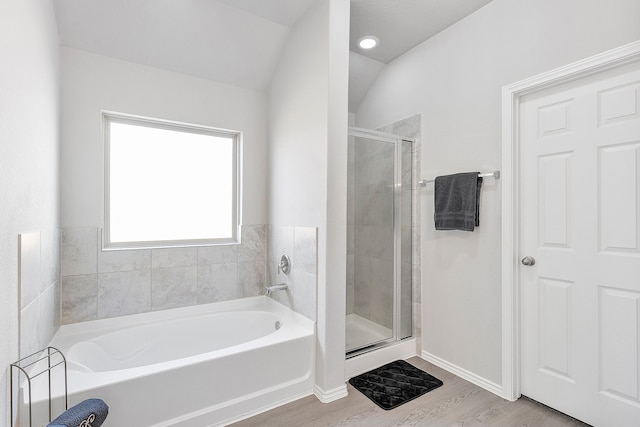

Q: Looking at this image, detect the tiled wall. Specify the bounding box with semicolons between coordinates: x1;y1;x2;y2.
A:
266;226;318;321
61;225;267;323
19;229;61;357
381;114;422;350
60;224;317;324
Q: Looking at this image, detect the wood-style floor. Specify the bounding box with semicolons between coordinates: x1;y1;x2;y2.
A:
232;357;589;427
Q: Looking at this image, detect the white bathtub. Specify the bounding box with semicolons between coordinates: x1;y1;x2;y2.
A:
26;296;315;426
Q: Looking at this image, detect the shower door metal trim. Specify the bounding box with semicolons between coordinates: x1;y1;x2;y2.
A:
346;126;415;357
392;134;402;343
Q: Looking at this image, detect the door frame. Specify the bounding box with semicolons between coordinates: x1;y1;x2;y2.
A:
500;40;640;401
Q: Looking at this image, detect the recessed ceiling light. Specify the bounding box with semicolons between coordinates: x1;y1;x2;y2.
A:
358;36;379;50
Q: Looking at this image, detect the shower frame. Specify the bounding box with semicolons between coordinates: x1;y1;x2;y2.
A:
346;126;414;358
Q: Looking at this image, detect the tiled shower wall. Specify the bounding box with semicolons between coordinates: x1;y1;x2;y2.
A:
19;229;61;357
382;114;422;351
388;114;422;354
60;224;317;324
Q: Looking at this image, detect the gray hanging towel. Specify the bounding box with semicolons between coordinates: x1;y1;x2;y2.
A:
434;172;483;231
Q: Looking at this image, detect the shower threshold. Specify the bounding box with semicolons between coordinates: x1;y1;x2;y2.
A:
345;313;392;354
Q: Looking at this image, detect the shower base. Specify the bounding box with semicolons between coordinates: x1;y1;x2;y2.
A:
345;313;392;353
345;337;417;379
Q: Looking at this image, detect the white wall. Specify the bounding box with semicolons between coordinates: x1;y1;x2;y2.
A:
269;0;349;398
324;0;350;398
268;3;329;228
348;51;384;113
0;0;60;423
60;47;269;228
355;0;640;388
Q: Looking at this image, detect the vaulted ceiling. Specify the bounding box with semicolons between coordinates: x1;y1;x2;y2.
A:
347;0;492;111
53;0;310;91
350;0;492;64
53;0;493;107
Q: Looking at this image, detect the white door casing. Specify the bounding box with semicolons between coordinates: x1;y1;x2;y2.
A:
502;40;640;426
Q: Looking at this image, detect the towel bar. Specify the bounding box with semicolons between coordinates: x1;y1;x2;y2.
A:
418;170;500;188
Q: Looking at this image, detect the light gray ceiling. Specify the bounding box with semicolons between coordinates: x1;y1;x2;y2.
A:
53;0;493;104
217;0;317;26
53;0;313;91
347;0;493;111
350;0;493;64
348;51;385;112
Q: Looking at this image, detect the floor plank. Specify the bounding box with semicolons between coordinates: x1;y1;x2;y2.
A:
231;357;589;427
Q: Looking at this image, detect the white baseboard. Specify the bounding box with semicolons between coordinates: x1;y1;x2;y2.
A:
420;350;504;397
216;390;313;426
345;338;417;379
313;384;348;403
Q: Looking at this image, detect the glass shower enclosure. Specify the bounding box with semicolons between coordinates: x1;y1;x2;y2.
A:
346;126;413;357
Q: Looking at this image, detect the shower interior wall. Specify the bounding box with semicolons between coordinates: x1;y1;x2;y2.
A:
347;135;395;330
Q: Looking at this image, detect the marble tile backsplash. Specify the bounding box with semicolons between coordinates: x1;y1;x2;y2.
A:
60;224;316;324
19;229;60;357
267;225;318;321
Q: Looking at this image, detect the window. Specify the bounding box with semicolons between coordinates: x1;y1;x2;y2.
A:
103;112;241;249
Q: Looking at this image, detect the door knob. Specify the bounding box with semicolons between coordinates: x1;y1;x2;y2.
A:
521;256;536;266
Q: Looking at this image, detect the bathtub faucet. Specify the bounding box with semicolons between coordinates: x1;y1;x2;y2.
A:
266;283;288;296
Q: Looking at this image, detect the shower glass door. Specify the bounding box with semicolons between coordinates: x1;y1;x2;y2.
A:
346;127;412;355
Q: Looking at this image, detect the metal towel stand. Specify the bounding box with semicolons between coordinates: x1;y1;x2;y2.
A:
10;347;68;427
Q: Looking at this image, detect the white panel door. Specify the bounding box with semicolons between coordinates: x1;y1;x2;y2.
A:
519;60;640;426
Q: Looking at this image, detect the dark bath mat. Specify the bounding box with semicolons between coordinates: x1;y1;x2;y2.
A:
348;359;443;410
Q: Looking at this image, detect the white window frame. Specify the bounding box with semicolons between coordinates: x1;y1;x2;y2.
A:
103;111;242;250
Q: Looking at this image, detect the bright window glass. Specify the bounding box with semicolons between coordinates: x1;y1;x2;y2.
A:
104;113;240;248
